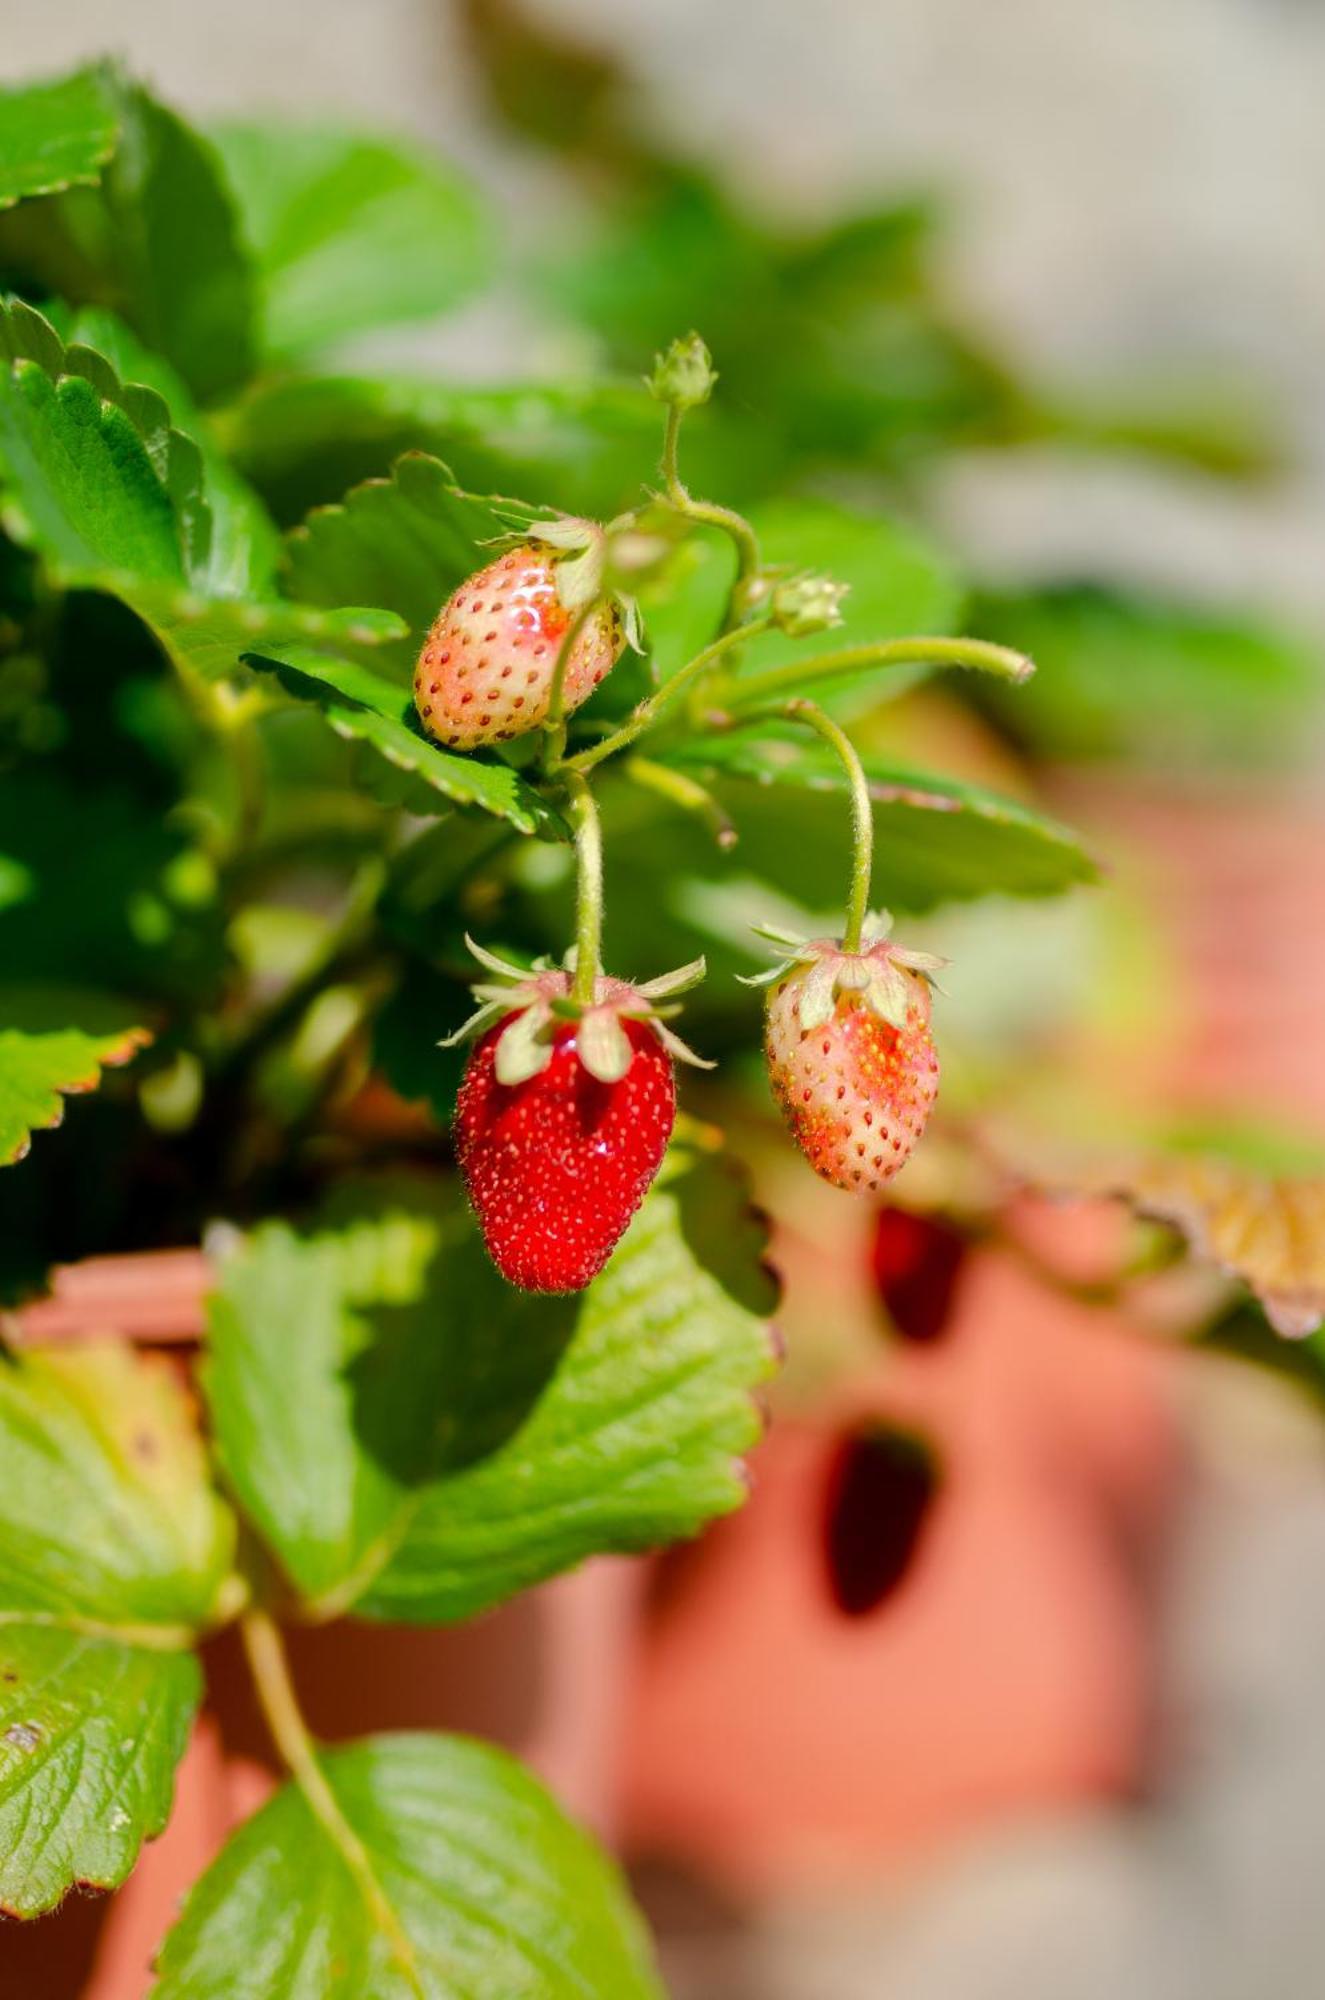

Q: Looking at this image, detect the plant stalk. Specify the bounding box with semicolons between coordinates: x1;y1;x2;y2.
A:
659;402;761;626
725;635;1034;710
567;616;773;774
564;769;604;1006
778;699;874;954
239;1608;423;1996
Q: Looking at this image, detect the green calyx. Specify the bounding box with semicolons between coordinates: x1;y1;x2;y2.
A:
439;937;713;1086
739;910;946;1033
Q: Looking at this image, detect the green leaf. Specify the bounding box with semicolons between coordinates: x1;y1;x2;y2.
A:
971;581;1324;768
0;1341;235;1913
243;642;564;837
0;63;119;211
0;1628;200;1918
153;1732;663;1998
0;1340;234;1626
283;452;531;637
0;75;257;402
53;304;282;596
204;1153;777;1622
0;299;404;683
657;725;1098;909
642;498;963;712
0;989;151;1166
221;372;697;526
210;121;489;358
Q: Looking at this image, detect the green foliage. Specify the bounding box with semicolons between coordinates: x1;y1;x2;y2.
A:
0;1629;201;1918
154;1733;664;1999
0;990;150;1165
0;1341;233;1911
0;63;119;211
210;121;489;359
244;642;563;835
0;44;1264;1985
206;1154;776;1621
0;70;256;401
972;581;1323;767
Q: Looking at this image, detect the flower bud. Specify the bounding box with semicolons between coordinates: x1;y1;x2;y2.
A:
771;571;849;638
647;332;717;411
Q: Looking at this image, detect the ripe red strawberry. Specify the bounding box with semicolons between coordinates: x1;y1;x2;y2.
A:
447;947;708;1292
752;915;942;1193
414;522;627;751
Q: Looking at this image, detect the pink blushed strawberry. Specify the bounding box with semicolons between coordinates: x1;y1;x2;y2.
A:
414;520;629;751
750;914;943;1193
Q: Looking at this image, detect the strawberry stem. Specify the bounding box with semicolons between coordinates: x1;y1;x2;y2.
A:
659;401;762;630
240;1608;423;1995
564;769;605;1007
566;616;774;774
781;699;873;954
726;636;1034;709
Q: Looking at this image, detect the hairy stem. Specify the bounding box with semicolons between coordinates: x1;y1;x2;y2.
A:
239;1609;423;1995
775;699;874;953
624;755;737;849
660;402;761;625
564;769;604;1006
725;635;1034;710
567;616;773;774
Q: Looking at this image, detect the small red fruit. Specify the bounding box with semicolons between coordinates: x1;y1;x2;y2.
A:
447;947;708;1292
753;915;942;1193
414;523;626;751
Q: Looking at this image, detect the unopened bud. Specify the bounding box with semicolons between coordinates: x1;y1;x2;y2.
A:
647;332;717;411
771;572;849;639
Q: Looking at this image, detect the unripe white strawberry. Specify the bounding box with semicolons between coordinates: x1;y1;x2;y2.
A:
754;916;942;1193
414;522;626;751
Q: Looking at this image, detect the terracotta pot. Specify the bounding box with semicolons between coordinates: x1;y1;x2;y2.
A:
621;1214;1182;1894
4;1253;642;2000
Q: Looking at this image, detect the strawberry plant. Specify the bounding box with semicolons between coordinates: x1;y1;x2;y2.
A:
0;48;1318;1998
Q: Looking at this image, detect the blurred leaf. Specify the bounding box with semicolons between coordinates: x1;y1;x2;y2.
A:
0;62;119;211
0;989;151;1166
0;1340;235;1914
1070;1148;1325;1339
0;74;258;402
972;582;1322;768
460;0;631;159
210;121;489;357
220;371;760;526
644;497;965;712
283;451;531;637
243;641;564;837
371;959;466;1124
657;726;1098;908
154;1733;663;1998
0;771;226;1006
205;1153;777;1622
0;1339;234;1624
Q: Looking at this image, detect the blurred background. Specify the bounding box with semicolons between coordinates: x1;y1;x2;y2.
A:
6;1;1325;1995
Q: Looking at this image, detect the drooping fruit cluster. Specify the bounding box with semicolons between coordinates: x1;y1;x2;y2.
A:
447;945;708;1292
751;915;942;1193
414;521;627;751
